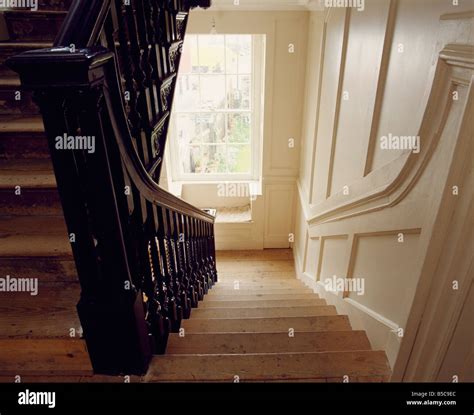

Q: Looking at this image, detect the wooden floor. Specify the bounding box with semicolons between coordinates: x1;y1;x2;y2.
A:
0;249;391;383
145;250;391;383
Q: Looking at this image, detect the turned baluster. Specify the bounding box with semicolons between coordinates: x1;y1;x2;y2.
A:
156;206;180;331
170;210;191;319
206;221;217;284
200;220;212;292
185;215;199;307
116;0;141;141
191;217;204;301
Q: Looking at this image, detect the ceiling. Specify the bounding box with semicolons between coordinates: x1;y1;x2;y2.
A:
205;0;325;11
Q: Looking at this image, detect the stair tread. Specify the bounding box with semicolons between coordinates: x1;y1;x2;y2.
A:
0;41;52;49
0;282;81;338
181;315;352;333
214;280;301;287
200;298;323;308
207;288;313;296
217;249;293;261
167;331;372;354
0;159;55;188
0;234;71;257
0;215;66;234
0;338;92;376
192;305;336;319
146;351;391;382
200;293;318;301
0;77;21;87
4;10;67;15
0;115;44;133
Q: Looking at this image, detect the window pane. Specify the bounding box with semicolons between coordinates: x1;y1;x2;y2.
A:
175;75;199;111
227;75;251;110
225;35;252;74
198;35;225;74
172;34;263;179
200;75;225;110
183;145;227;174
175;114;202;145
198;113;225;144
228;145;251;174
227;113;251;143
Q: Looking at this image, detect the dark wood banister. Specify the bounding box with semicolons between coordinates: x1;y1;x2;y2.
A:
7;0;215;375
49;0;214;223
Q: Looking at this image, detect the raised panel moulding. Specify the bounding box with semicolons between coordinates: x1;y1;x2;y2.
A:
301;14;474;228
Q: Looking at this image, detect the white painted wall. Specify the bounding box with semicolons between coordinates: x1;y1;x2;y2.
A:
293;2;473;372
170;10;308;250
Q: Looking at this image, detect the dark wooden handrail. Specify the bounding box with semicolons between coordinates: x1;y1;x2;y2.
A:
7;0;215;375
54;0;112;47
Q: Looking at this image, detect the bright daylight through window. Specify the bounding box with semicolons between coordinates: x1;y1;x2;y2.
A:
169;34;265;181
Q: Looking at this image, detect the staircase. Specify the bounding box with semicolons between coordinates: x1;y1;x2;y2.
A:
0;1;390;382
0;1;94;378
147;250;391;382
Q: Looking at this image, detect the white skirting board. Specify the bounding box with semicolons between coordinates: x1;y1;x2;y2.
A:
293;247;401;370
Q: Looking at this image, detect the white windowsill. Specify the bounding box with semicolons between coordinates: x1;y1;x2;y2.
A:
167;179;263;198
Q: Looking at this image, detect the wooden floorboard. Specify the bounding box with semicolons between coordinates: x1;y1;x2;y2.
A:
0;248;390;382
200;298;325;308
216;249;293;261
191;305;337;319
0;283;81;338
167;331;372;354
146;351;391;382
181;315;352;333
0;339;92;376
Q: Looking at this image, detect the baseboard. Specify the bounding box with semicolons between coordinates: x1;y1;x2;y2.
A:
293;247;401;370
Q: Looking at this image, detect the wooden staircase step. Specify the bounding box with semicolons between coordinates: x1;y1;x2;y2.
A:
213;280;302;288
0;188;62;216
0;233;71;257
146;351;391;382
218;271;296;280
210;284;306;291
0;215;67;235
206;287;312;296
197;293;317;302
217;249;293;261
0;78;38;115
191;305;336;319
181;315;352;333
200;298;324;308
0;256;77;283
217;260;295;273
0;216;70;256
0;115;44;133
0;339;92;376
4;11;67;42
0;159;55;189
0;115;48;159
167;331;372;354
0;282;81;338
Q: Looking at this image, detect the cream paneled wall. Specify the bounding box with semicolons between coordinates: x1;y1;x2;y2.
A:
180;11;308;249
329;0;393;195
294;3;473;370
310;7;347;204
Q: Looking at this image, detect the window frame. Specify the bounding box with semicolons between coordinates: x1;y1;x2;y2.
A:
168;34;265;183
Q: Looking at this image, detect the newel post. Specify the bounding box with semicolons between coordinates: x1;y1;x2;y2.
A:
7;47;152;375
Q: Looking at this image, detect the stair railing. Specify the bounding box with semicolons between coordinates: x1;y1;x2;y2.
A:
7;0;215;375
